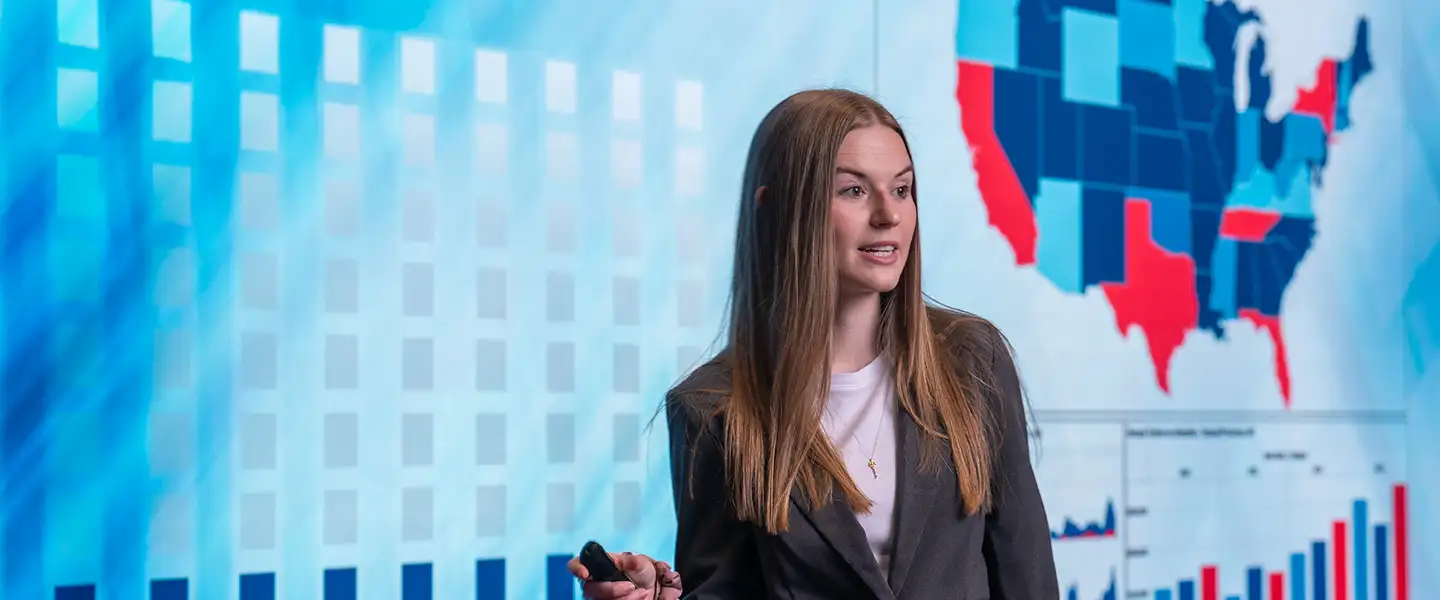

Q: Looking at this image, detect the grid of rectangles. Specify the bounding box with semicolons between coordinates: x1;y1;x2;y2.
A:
31;1;716;599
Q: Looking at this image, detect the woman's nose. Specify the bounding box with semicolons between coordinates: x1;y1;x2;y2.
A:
871;199;899;227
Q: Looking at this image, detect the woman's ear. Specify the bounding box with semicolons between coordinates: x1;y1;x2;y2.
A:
754;185;766;207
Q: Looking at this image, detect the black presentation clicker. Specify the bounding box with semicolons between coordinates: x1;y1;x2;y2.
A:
578;540;632;583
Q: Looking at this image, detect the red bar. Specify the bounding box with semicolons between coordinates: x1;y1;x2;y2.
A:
1396;483;1409;600
1269;572;1284;600
1202;565;1219;600
1333;521;1349;600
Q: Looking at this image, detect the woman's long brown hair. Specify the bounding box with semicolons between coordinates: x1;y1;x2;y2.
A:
709;89;1003;534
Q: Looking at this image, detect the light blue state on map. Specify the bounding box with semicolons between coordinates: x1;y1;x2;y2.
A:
1172;0;1213;69
1226;164;1319;217
1119;0;1177;80
956;0;1018;68
1036;178;1085;293
1062;8;1120;107
1229;110;1321;218
1274;114;1328;202
1228;168;1314;217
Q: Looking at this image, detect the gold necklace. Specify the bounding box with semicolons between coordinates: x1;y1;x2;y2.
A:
844;407;885;479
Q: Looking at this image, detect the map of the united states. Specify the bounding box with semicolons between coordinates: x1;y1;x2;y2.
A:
955;0;1373;408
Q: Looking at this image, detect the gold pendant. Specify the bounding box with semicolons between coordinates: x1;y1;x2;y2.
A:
867;458;877;478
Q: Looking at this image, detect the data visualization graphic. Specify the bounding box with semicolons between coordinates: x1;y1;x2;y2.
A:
5;0;1433;598
954;0;1372;409
934;0;1430;589
1068;572;1118;600
1122;422;1409;600
1034;419;1411;600
1033;423;1126;600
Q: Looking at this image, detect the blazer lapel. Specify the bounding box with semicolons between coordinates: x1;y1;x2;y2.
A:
790;490;896;600
886;410;939;596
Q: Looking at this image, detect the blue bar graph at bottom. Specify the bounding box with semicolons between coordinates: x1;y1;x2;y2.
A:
1155;590;1172;600
239;572;275;600
547;554;577;600
55;585;95;600
477;558;506;600
1312;540;1328;600
403;563;433;600
151;578;187;600
324;568;357;600
1178;579;1195;600
48;557;520;600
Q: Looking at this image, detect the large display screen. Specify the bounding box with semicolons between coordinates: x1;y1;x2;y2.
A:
1;0;1434;598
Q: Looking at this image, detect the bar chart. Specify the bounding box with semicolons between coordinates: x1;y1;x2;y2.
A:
1124;422;1409;600
47;556;568;600
1143;486;1410;600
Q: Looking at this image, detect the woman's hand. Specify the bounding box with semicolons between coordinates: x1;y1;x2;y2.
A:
566;552;682;600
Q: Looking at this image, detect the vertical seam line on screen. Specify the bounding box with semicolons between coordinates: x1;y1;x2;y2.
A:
1121;418;1130;595
873;0;880;95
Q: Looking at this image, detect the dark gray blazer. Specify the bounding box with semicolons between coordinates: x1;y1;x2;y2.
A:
665;326;1059;599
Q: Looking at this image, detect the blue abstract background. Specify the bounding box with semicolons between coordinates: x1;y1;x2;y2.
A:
1;0;1434;598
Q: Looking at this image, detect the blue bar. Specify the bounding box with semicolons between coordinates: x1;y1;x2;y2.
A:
324;568;357;600
151;578;188;600
239;573;275;600
1355;500;1369;600
1247;566;1263;600
1156;590;1173;600
403;563;433;600
1290;552;1306;600
547;554;575;600
1179;579;1196;600
1312;541;1328;600
55;585;95;600
1228;596;1242;600
1375;525;1389;600
476;559;505;600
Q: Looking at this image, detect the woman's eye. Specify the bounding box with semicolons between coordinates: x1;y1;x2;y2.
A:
895;185;911;198
840;185;864;197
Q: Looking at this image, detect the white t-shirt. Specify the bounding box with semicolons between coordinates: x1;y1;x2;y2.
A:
822;354;899;577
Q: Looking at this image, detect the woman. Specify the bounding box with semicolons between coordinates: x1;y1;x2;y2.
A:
571;89;1058;599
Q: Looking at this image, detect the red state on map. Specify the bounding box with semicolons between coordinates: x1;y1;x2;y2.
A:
1293;59;1339;134
1218;207;1283;242
1239;309;1293;407
1100;198;1200;394
955;60;1038;266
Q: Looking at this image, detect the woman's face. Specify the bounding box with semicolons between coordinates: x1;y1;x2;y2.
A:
829;124;917;297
